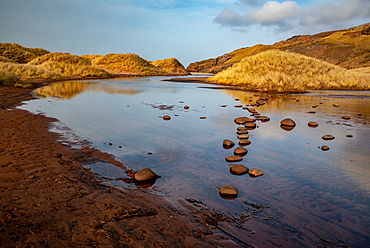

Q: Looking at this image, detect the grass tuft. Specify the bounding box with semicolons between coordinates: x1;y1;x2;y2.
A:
208;50;370;92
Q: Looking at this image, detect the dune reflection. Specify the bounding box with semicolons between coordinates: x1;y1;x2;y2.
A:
223;90;370;122
34;81;142;99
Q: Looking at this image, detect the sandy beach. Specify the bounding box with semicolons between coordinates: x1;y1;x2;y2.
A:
0;82;240;247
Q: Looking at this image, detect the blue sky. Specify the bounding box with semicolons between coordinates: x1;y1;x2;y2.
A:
0;0;369;66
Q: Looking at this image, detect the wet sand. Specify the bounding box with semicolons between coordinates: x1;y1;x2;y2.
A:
0;83;242;247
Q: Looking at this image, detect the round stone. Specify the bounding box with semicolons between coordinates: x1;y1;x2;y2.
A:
134;168;158;182
245;122;256;129
308;121;318;127
237;129;249;135
234;147;248;156
238;134;249;139
237;127;248;131
321;145;330;151
239;139;251;146
230;164;249;175
219;185;238;196
322;135;335;140
225;156;243;162
249;168;264;177
242;117;256;122
346;134;353;138
163;115;171;120
280;118;296;127
260;116;270;122
199;116;207;119
223;139;235;148
234;117;246;125
184;105;190;109
342;116;351;120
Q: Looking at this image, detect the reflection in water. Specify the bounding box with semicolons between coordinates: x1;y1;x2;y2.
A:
20;78;370;247
34;80;142;99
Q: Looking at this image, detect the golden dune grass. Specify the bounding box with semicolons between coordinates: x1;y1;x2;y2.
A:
92;53;167;75
0;43;49;63
208;50;370;92
0;62;61;79
29;53;111;77
151;58;189;75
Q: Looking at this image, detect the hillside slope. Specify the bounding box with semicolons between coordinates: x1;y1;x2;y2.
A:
151;58;190;75
0;43;49;63
208;50;370;92
188;23;370;73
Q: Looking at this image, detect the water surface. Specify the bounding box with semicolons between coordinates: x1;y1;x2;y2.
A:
20;77;370;247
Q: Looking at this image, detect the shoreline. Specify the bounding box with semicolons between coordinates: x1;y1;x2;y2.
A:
0;82;238;247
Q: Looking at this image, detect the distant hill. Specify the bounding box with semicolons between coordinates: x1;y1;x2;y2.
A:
151;58;190;75
0;43;49;63
208;50;370;92
188;23;370;73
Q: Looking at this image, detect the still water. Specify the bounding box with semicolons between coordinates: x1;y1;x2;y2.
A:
19;77;370;247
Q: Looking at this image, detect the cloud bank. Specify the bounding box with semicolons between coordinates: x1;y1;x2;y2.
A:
214;0;370;32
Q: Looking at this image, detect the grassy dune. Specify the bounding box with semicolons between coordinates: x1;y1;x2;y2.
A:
351;67;370;74
0;62;61;80
151;58;189;75
92;53;167;75
208;50;370;92
29;53;111;77
0;43;49;63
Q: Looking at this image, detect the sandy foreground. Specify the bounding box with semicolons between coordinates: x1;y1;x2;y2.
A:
0;83;243;247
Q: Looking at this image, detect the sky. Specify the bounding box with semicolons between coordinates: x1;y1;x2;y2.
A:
0;0;369;66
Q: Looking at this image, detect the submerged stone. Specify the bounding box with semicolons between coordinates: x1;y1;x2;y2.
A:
321;145;330;151
219;185;238;196
230;164;249;175
234;147;248;156
223;139;235;148
322;135;335;140
280;118;296;127
238;134;249;139
308;121;318;127
239;139;251;146
249;168;264;177
225;155;243;162
134;168;159;182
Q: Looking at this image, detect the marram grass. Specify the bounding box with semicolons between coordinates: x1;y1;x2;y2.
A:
29;53;111;77
0;43;49;63
0;62;62;79
208;50;370;92
92;53;167;75
0;70;34;88
151;58;189;75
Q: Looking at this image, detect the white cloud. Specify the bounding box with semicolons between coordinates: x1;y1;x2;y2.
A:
245;1;302;24
214;0;370;33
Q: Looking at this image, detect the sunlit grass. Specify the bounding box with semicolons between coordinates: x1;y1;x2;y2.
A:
0;55;16;63
0;70;34;88
0;62;62;79
151;58;189;75
29;53;111;77
208;50;370;92
351;67;370;74
92;53;167;75
0;42;49;63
